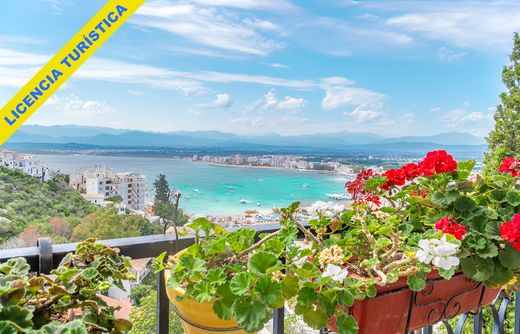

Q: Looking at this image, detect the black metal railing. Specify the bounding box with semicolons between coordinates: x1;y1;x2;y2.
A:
0;223;519;334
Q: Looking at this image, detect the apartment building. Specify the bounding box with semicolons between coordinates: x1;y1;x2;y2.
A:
71;167;146;211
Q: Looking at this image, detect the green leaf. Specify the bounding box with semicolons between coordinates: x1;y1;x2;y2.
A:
213;299;234;321
234;299;270;333
336;315;359;334
281;274;299;299
229;272;251;296
407;272;426;291
81;268;98;280
363;176;388;191
460;256;494;282
167;275;181;290
206;268;227;286
303;308;328;329
484;262;514;287
0;322;18;334
192;281;214;303
365;285;377;298
247;251;278;275
484;221;502;240
180;254;206;273
456;160;476;180
255;277;282;307
476;241;498;259
453;196;476;212
498;243;520;270
438;267;456;280
506;191;520;206
338;289;354;307
0;306;32;329
489;189;507;203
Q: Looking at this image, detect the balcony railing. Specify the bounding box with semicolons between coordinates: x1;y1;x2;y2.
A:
0;223;519;334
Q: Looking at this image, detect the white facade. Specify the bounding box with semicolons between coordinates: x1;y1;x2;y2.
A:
74;168;146;211
0;150;50;181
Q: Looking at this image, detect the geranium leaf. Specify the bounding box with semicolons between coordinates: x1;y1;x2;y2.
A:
229;272;251;296
255;277;282;307
233;299;270;333
407;272;426;291
336;315;359;334
506;191;520;206
281;274;299;299
498;244;520;269
303;308;328;329
461;256;494;282
247;251;278;275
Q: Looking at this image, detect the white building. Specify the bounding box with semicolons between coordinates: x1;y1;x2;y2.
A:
73;168;146;211
0;150;50;181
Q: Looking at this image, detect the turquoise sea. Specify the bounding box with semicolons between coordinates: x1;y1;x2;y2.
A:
37;155;349;216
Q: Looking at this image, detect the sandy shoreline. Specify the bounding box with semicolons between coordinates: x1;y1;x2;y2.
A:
203;161;342;176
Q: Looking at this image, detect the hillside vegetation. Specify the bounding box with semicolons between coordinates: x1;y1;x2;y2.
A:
0;166;160;247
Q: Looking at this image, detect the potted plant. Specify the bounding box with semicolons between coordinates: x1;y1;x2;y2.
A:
0;239;136;333
157;217;296;333
284;152;520;333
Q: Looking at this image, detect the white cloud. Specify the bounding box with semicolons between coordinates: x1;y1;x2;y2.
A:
231;89;307;127
296;16;413;56
437;47;465;61
385;2;520;50
188;0;299;12
321;86;386;111
268;63;290;69
196;93;232;108
347;106;381;122
53;94;114;116
127;90;143;96
441;108;491;127
134;1;284;56
430;107;442;112
253;89;307;112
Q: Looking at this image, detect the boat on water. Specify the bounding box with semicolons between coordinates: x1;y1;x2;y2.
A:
327;193;348;200
257;203;261;206
258;178;264;182
240;199;249;204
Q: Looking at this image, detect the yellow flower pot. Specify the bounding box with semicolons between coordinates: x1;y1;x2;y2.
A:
164;251;248;334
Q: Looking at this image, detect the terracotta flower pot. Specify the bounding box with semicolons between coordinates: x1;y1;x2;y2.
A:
328;272;500;334
164;251;249;334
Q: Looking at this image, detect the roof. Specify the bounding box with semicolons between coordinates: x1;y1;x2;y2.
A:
81;194;106;199
99;295;133;320
130;258;151;272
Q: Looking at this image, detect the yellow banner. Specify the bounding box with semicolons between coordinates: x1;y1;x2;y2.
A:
0;0;145;145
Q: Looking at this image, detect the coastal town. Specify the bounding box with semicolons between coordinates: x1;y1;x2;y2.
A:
189;154;377;175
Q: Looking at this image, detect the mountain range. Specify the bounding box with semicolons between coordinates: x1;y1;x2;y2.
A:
6;125;487;148
2;124;488;158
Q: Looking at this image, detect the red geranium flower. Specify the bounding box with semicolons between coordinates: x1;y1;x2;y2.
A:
366;196;382;206
499;157;520;177
346;169;379;203
419;150;458;176
500;214;520;251
435;217;467;240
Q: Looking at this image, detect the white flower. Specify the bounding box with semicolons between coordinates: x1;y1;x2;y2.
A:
322;264;348;282
292;241;312;267
308;201;344;217
415;235;460;271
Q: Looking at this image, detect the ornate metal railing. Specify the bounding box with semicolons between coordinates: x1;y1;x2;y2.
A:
0;223;519;334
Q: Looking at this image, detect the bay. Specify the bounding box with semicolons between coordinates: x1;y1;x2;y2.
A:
37;154;348;216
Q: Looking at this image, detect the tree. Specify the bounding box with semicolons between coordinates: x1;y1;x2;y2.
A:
71;208;161;241
152;175;188;232
49;217;71;239
153;174;170;209
18;226;44;247
484;32;520;173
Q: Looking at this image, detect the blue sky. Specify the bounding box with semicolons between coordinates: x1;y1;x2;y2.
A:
0;0;518;137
